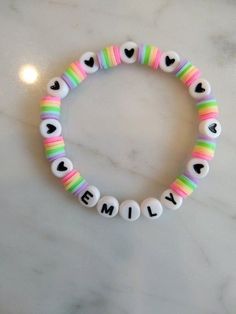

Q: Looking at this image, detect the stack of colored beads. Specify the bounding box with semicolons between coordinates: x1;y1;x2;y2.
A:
174;60;201;87
192;138;216;161
43;136;66;161
138;44;162;69
62;61;87;90
170;174;197;198
196;97;219;121
40;96;61;120
97;45;121;69
61;170;88;196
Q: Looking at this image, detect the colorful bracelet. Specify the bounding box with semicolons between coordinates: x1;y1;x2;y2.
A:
39;41;221;221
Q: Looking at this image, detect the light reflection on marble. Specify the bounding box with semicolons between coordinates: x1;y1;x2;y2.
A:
0;0;236;313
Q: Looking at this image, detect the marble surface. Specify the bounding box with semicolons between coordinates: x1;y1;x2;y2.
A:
0;0;236;313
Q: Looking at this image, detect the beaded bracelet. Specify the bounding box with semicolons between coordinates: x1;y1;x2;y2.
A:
39;41;221;221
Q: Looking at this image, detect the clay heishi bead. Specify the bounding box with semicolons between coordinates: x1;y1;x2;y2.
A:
199;118;222;139
120;41;138;64
119;200;140;221
141;198;163;219
160;51;180;73
40;119;62;138
79;185;100;208
160;189;183;210
51;157;73;178
186;158;209;179
47;77;69;99
97;196;119;218
80;52;99;74
189;78;211;99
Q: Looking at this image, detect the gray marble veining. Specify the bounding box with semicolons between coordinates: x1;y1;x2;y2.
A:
0;0;236;313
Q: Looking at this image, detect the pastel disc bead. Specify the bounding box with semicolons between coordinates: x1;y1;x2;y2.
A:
141;198;163;219
47;77;69;99
97;196;119;218
79;185;100;208
120;41;138;64
119;200;140;221
51;157;73;178
160;51;180;73
161;189;183;210
189;78;211;99
186;158;209;179
199;118;222;139
40;119;62;138
79;52;99;74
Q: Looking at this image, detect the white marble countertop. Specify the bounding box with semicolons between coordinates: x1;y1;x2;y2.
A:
0;0;236;313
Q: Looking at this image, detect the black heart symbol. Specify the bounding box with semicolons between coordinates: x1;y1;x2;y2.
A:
193;163;204;174
57;161;68;172
195;82;205;93
46;124;56;134
124;48;134;58
165;56;175;66
50;80;60;90
208;123;217;134
84;57;94;67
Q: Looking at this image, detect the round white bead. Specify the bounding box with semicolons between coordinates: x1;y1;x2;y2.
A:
199;118;222;139
120;41;138;64
186;158;209;179
160;189;183;210
39;119;62;138
189;78;211;99
119;200;140;222
160;51;180;73
79;51;99;74
141;198;163;219
47;77;69;98
97;196;119;218
79;185;100;208
51;157;73;178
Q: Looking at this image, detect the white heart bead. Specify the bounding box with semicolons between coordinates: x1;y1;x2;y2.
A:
51;157;73;178
189;78;211;99
119;200;140;222
160;51;180;73
199;118;222;139
79;185;100;208
186;158;209;179
47;77;69;99
39;119;62;138
120;41;138;64
79;52;99;74
141;198;163;219
97;196;119;218
160;189;183;210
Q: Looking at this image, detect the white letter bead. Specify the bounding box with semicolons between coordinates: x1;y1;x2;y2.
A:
97;196;119;218
51;157;73;178
79;52;99;74
189;78;211;99
161;189;183;210
40;119;62;138
160;51;180;73
120;41;138;64
141;198;163;219
187;158;209;179
47;77;69;98
199;118;222;139
119;200;140;222
79;185;100;208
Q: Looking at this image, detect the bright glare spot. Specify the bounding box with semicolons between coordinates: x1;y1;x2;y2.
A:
19;64;39;84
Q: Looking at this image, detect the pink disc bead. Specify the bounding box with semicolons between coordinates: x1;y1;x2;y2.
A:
192;138;216;161
174;60;201;87
196;96;219;120
170;174;197;198
97;45;121;69
61;169;89;196
138;44;162;69
40;96;61;120
62;61;87;90
43;136;66;161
